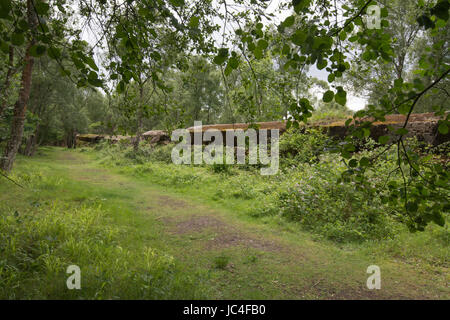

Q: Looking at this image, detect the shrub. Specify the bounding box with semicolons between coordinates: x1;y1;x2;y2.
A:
277;158;397;242
146;143;175;163
279;128;331;168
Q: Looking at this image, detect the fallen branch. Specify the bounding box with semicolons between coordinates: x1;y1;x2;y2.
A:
0;169;25;189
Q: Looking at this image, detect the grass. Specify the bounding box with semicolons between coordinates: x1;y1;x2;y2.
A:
0;149;204;299
0;146;448;299
213;255;230;270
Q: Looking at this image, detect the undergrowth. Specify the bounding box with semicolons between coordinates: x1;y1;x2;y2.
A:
0;169;204;299
89;130;448;245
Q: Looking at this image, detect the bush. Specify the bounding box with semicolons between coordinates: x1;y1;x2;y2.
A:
88;133;444;243
146;143;175;163
279;128;331;168
276;158;397;242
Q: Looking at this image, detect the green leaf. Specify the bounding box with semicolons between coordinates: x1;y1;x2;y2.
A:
282;44;290;55
348;35;358;43
431;0;450;21
257;39;268;50
417;15;435;29
189;16;199;28
253;47;263;59
224;64;232;76
399;104;411;115
381;19;389;28
228;56;239;69
286;120;292;130
88;71;98;80
84;56;99;71
11;33;25;46
313;36;333;50
0;41;9;54
378;135;390;145
47;47;61;59
438;123;448;135
88;78;103;87
349;159;358;168
29;44;46;57
328;73;335;82
169;0;184;7
396;128;409;136
342;150;351;159
363;128;371;138
335;88;347;106
283;15;295;27
293;0;310;13
344;143;356;152
317;58;327;70
359;157;370;167
345;118;352;127
0;0;12;18
406;202;418;213
432;211;445;227
413;78;425;91
117;81;125;94
394;78;403;88
291;30;307;46
150;51;161;61
323;90;334;103
213;48;228;65
35;1;50;15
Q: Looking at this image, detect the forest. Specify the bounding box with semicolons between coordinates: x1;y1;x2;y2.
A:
0;0;449;301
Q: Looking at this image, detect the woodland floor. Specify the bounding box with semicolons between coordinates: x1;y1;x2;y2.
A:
1;147;449;299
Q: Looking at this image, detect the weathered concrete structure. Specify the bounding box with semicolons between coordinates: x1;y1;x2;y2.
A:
76;134;130;144
142;130;170;144
76;113;449;147
186;113;449;146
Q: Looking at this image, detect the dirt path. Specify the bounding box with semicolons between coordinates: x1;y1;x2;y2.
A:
50;149;449;299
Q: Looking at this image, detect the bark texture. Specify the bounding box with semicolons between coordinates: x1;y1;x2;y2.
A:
0;0;37;172
0;46;15;117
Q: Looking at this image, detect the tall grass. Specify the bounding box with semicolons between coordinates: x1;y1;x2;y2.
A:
0;168;204;299
90;134;448;251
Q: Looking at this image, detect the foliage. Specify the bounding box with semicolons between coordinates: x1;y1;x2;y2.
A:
0;0;449;231
279;127;332;167
0;171;204;299
277;154;397;242
93;136;448;243
5;148;447;299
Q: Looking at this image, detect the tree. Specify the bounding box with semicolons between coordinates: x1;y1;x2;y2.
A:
1;0;38;172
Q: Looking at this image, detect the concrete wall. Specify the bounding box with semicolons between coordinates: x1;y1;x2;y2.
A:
77;113;449;147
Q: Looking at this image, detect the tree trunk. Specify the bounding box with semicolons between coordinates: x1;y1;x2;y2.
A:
0;44;35;172
0;46;15;117
133;86;144;152
23;123;40;156
0;0;37;172
66;129;77;149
